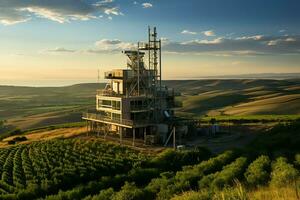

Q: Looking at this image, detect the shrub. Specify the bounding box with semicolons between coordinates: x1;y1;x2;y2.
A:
270;157;299;187
147;147;211;171
199;157;248;190
244;155;270;186
145;151;236;199
175;150;236;190
112;182;145;200
145;172;174;195
89;188;115;200
127;168;160;186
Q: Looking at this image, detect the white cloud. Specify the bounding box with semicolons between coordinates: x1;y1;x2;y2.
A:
142;3;153;8
181;38;223;45
99;0;114;3
0;18;30;25
267;37;297;46
237;35;264;41
267;40;278;46
94;39;136;52
181;30;197;35
202;30;215;36
163;35;300;56
0;0;121;25
286;37;296;42
134;1;138;5
42;35;300;56
46;47;76;53
42;39;137;55
104;7;122;15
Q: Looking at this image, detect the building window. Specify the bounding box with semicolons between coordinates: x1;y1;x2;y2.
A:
98;99;121;110
112;101;121;110
112;113;121;120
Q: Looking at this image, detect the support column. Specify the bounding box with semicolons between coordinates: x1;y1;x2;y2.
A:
133;128;135;146
87;121;90;136
86;120;88;136
144;127;147;145
104;125;107;141
97;123;100;137
173;126;176;150
90;121;94;133
120;127;123;145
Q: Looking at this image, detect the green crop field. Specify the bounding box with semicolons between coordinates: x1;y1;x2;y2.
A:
0;121;298;200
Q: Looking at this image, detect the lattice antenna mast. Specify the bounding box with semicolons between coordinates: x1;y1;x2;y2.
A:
143;26;162;122
148;27;161;91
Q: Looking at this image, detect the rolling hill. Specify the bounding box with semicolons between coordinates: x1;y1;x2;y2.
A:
0;79;299;131
164;79;300;116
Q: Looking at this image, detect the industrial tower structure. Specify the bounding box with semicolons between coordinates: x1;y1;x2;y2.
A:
83;27;176;145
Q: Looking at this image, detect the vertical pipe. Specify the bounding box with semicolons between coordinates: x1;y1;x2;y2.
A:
159;39;162;91
148;26;151;71
137;42;140;96
148;26;152;123
120;127;123;144
86;120;88;136
133;128;135;146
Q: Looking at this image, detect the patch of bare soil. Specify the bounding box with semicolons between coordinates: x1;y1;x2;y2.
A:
185;125;267;153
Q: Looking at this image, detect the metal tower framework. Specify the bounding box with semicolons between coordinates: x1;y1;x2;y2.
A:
123;26;162;123
140;26;162;122
83;26;178;147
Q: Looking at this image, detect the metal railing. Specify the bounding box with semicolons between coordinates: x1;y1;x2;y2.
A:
83;112;150;127
97;90;124;97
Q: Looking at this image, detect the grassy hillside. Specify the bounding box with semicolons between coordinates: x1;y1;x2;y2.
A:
1;79;299;132
0;83;105;130
163;79;300;116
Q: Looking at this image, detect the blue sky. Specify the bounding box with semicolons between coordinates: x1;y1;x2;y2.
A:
0;0;299;86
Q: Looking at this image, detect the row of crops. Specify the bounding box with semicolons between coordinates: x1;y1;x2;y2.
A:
0;138;212;200
0;125;299;199
38;151;299;200
0;139;148;199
